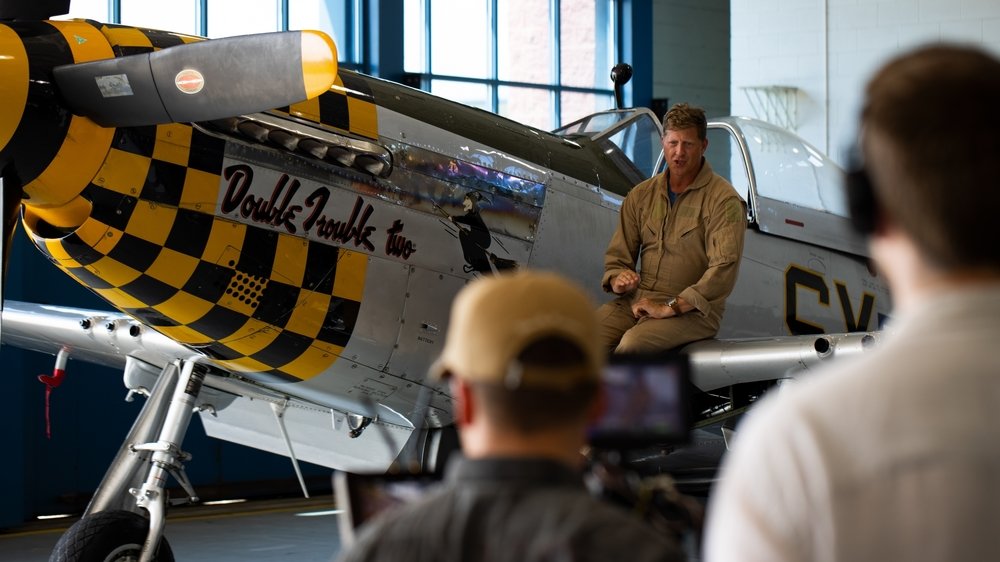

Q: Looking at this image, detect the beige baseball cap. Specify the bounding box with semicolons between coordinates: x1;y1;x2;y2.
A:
429;270;604;390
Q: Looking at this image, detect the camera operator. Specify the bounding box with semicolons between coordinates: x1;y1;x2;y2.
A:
704;44;1000;562
336;270;684;562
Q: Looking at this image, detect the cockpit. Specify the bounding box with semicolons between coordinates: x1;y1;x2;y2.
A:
553;109;867;258
554;108;663;183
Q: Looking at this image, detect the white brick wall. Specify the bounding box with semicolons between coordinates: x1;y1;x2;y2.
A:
731;0;1000;163
652;0;731;120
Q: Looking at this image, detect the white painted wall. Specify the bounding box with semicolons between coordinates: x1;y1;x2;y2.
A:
653;0;731;121
731;0;1000;163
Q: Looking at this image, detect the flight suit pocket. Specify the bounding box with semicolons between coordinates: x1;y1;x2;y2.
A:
708;226;739;266
639;198;666;247
674;217;702;241
642;220;660;245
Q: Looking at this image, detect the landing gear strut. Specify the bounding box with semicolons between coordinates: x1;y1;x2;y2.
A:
50;358;206;562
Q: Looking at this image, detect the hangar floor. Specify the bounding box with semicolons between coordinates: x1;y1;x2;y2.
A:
0;496;344;561
1;494;704;561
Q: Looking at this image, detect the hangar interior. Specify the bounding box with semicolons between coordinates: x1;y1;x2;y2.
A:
1;0;997;550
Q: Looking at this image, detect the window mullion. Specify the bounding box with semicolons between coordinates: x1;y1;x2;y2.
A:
196;0;207;36
552;0;561;127
278;0;288;31
424;0;432;76
355;0;365;69
490;0;499;114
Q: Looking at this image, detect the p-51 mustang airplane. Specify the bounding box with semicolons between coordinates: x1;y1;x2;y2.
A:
0;1;888;560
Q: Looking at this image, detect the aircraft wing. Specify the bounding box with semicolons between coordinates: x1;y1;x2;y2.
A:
2;300;418;473
3;298;880;478
3;300;196;369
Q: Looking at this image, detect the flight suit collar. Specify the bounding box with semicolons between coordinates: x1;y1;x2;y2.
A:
663;157;714;198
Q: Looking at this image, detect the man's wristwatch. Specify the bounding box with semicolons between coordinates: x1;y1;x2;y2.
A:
667;297;683;316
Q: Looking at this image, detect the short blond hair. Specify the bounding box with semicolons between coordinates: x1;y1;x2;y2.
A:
663;102;707;140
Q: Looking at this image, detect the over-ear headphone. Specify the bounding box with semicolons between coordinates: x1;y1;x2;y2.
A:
844;148;879;235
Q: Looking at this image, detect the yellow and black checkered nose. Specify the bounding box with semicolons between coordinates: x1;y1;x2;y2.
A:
10;19;361;383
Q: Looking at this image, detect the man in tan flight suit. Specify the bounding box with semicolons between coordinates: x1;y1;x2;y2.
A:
599;103;746;354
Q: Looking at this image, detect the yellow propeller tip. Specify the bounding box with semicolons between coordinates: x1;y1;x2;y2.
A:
300;30;338;100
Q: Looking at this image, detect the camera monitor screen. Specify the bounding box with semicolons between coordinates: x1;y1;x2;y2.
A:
588;352;692;449
334;470;440;546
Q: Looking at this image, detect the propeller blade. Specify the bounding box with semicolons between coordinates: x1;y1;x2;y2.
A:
53;30;338;128
0;0;69;20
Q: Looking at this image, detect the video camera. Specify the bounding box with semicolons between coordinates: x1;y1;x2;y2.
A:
588;352;692;450
334;353;698;546
585;353;701;541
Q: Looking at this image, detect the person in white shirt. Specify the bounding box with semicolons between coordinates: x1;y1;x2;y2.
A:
703;43;1000;562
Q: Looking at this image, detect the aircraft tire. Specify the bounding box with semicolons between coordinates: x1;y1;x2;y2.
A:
49;510;175;562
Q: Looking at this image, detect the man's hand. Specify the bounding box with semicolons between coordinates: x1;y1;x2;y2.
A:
631;298;674;319
632;298;667;319
611;270;640;294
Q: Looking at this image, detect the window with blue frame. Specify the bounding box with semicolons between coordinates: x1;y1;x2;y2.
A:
403;0;619;130
60;0;363;67
59;0;621;129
